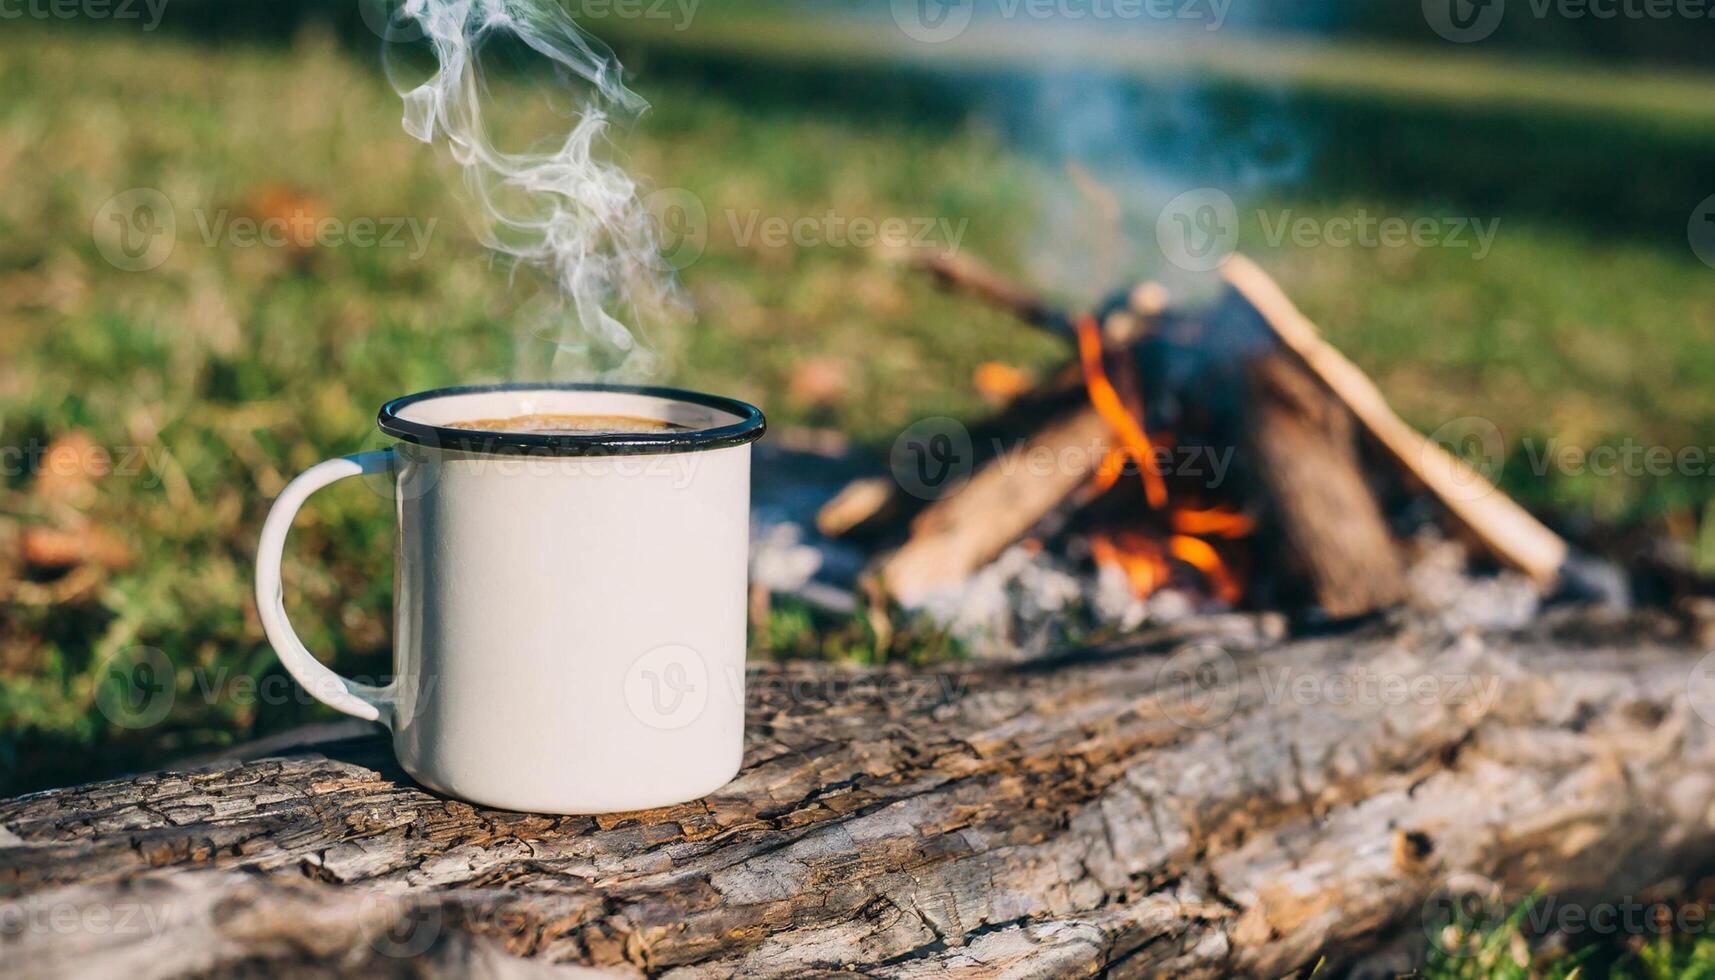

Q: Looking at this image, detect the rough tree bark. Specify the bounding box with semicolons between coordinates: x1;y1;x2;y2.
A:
1245;355;1407;617
3;609;1713;979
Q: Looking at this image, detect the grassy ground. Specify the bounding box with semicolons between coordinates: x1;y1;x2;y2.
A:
602;7;1715;130
1423;896;1715;978
1;14;1712;802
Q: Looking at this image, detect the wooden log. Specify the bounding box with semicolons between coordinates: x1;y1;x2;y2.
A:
816;366;1088;544
1220;254;1570;586
900;250;1165;349
815;476;900;540
3;611;1713;978
1247;354;1407;618
879;405;1112;607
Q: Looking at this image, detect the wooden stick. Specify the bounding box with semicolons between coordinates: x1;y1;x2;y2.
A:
1065;162;1123;291
816;364;1089;542
902;251;1071;335
1220;254;1569;585
816;476;898;540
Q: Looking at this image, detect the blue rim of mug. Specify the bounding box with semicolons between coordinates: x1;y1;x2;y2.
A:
379;383;767;456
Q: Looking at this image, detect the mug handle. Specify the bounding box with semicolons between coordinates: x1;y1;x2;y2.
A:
255;451;397;726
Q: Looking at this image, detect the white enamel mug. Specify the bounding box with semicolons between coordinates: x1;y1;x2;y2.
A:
255;384;766;814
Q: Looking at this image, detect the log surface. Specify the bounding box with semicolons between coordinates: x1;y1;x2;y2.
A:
1246;354;1407;617
3;610;1713;978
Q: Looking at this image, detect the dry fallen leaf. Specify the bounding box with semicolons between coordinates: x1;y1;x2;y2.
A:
20;525;132;574
788;358;848;409
973;362;1034;407
246;184;330;255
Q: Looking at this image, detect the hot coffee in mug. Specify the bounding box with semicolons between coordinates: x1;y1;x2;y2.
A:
255;384;766;814
447;414;693;436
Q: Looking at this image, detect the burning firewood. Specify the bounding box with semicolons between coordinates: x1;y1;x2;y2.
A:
817;363;1092;545
1219;254;1570;586
1245;354;1406;616
880;406;1111;607
847;248;1568;621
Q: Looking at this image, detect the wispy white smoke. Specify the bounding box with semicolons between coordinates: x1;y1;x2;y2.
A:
384;0;678;379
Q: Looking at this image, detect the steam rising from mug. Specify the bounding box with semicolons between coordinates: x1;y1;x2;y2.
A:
384;0;679;380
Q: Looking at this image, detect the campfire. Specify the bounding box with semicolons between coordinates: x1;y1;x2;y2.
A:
1074;306;1256;609
809;251;1580;638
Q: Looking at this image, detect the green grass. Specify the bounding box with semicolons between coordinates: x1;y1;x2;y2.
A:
600;6;1715;131
1423;896;1715;979
0;16;1712;797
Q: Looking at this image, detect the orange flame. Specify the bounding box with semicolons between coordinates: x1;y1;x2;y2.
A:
1075;315;1250;607
1169;535;1243;606
1075;315;1168;509
1171;507;1255;539
1091;446;1128;495
1090;530;1171;598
